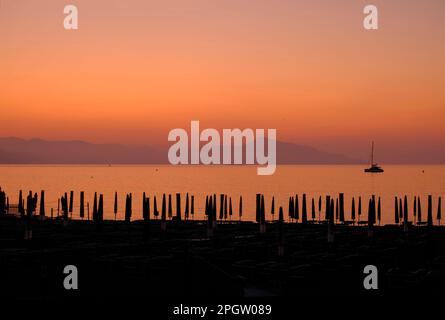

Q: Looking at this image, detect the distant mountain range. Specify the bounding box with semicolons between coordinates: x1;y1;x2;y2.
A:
0;137;358;164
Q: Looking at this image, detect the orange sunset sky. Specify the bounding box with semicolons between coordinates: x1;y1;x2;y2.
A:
1;0;444;161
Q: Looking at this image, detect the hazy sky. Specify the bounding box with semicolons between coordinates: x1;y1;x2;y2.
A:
1;0;444;161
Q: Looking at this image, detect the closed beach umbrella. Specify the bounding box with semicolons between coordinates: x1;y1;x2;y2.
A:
99;194;104;222
224;195;228;220
161;194;167;229
220;194;225;221
261;194;266;224
311;198;316;221
403;196;408;224
302;194;307;224
208;196;213;228
185;193;189;220
205;196;209;216
80;191;84;219
394;197;399;224
176;193;181;221
256;194;261;222
142;192;147;219
191;195;195;217
335;198;339;221
168;194;172;218
399;198;403;220
114;192;118;217
414;196;417;217
339;193;345;222
377;197;381;225
18;190;23;216
325;195;331;221
39;190;45;217
213;194;217;222
278;206;284;255
428;195;433;227
229;197;232;219
367;198;374;237
417;197;422;223
69;191;74;214
154;196;158;218
358;196;362;221
295;195;299;221
93;192;98;222
351;197;356;222
289;197;294;220
437;197;442;225
239;196;243;220
162;194;166;221
271;196;275;216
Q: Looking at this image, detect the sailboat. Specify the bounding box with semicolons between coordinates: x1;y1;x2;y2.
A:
364;141;384;173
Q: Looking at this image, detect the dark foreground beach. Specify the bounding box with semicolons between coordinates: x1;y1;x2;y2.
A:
1;216;445;300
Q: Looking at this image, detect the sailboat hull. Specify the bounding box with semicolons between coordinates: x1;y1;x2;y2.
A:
364;167;384;173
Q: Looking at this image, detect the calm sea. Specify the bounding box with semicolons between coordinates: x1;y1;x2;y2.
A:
1;165;444;225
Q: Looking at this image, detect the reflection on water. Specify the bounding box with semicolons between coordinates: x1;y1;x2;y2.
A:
0;165;444;225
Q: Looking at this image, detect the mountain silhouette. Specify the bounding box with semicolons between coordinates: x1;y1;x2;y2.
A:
0;137;357;164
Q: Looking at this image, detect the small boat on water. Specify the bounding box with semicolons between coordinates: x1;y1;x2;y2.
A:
364;142;384;173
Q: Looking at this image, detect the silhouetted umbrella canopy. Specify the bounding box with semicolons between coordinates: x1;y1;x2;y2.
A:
437;197;442;221
93;192;98;221
395;197;399;224
220;194;225;220
295;195;299;221
224;195;228;220
271;196;275;215
208;196;213;225
256;194;261;222
69;191;74;213
154;196;158;217
161;193;167;221
311;198;316;220
191;196;195;215
302;194;307;224
278;206;284;244
428;195;433;227
79;191;84;219
325;195;331;221
98;194;104;224
414;196;417;217
418;196;422;223
399;198;403;219
142;192;147;219
18;190;23;215
351;197;356;221
404;196;408;223
168;194;172;218
40;190;45;217
176;193;181;221
114;192;118;214
335;198;339;221
185;193;189;219
368;198;373;227
339;193;345;222
239;196;243;218
262;194;266;223
288;197;294;219
358;197;362;217
377;197;381;223
229;197;232;217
